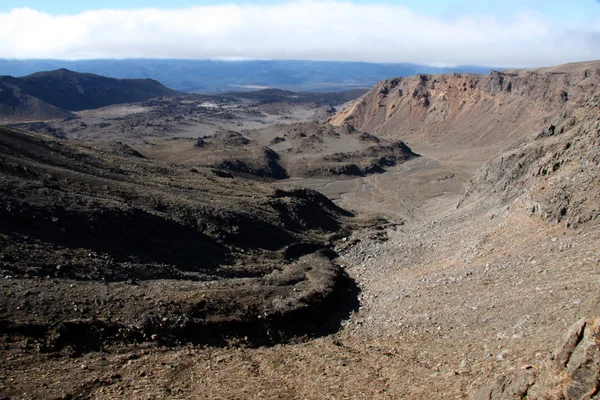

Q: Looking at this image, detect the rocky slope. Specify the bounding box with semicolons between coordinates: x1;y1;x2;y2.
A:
458;106;600;228
245;122;418;178
331;61;600;152
330;60;600;233
327;60;600;399
0;126;357;351
475;316;600;400
330;61;600;230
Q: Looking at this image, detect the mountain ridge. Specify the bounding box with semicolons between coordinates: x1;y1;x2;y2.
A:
0;59;493;92
0;68;179;121
330;61;600;152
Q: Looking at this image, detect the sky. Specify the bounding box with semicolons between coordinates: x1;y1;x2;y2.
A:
0;0;599;67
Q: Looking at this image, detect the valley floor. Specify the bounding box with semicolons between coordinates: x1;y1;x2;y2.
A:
3;144;598;399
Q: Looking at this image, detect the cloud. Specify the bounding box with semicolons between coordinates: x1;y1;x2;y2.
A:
0;1;598;67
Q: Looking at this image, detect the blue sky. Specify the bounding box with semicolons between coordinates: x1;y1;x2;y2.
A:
1;0;283;13
1;0;597;21
0;1;599;66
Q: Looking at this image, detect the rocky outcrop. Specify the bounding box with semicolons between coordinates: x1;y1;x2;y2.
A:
328;62;600;229
474;317;600;400
244;121;418;179
457;103;600;229
330;61;600;149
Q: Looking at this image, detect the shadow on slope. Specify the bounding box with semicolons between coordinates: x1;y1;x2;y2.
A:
0;126;358;351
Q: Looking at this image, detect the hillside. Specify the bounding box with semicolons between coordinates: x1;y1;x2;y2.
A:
0;69;178;120
325;61;600;398
0;126;357;351
0;78;73;121
329;60;600;231
331;61;600;156
451;64;600;398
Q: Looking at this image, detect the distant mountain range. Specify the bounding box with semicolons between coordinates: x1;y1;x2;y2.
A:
0;69;177;120
0;59;493;93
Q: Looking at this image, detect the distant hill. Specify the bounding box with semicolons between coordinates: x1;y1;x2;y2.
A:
0;78;73;121
0;69;178;120
0;59;493;93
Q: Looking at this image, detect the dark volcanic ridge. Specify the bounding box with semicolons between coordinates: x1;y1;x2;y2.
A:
0;69;178;121
0;126;358;350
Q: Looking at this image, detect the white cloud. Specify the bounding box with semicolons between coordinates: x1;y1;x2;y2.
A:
0;1;598;67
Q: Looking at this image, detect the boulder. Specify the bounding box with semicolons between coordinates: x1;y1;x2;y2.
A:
474;317;600;400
